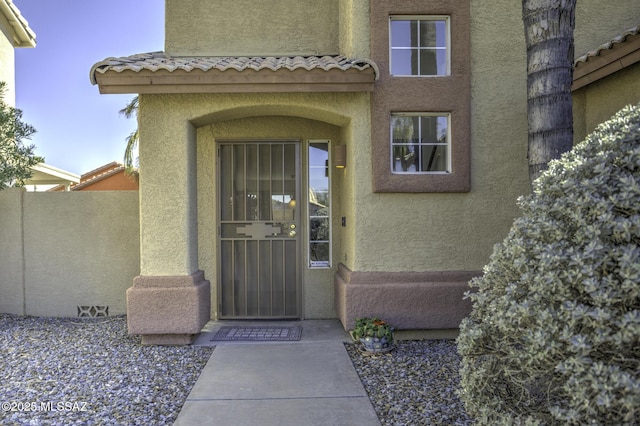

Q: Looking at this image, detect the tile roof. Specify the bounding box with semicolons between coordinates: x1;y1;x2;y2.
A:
91;52;379;84
71;163;127;190
574;24;640;66
48;162;135;191
1;0;36;47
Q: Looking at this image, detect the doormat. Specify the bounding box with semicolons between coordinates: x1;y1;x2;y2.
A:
211;326;302;342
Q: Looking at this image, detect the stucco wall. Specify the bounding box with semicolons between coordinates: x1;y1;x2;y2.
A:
572;1;640;143
573;65;640;143
137;95;199;276
348;0;529;272
0;189;140;317
165;0;339;57
0;188;24;314
574;0;640;58
135;0;640;328
346;0;640;273
0;18;15;106
338;0;369;58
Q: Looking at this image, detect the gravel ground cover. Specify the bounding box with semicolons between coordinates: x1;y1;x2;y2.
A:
345;339;474;425
2;314;473;425
0;314;213;425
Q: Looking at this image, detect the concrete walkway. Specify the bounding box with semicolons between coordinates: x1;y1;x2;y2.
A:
174;320;381;426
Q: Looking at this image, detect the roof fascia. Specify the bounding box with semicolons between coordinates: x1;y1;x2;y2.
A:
31;163;80;182
0;0;36;47
93;68;376;94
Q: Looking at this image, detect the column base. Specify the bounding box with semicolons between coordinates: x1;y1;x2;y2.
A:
141;334;195;345
127;270;210;345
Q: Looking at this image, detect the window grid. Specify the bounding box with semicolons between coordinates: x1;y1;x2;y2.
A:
391;113;451;174
390;16;450;76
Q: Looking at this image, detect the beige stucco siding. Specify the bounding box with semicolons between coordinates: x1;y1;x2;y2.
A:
137;97;199;276
574;0;640;58
140;1;532;279
134;0;640;329
0;190;140;317
571;2;640;144
350;0;529;272
165;0;339;57
338;0;370;58
22;192;139;317
0;25;15;105
573;65;640;143
138;92;370;318
0;188;24;314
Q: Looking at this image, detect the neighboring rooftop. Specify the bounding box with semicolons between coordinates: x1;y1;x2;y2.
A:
50;162;138;191
26;163;80;191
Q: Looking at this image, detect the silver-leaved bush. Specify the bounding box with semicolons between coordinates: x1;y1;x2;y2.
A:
457;103;640;425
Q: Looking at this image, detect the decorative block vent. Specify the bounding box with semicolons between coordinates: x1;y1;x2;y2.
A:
77;306;109;317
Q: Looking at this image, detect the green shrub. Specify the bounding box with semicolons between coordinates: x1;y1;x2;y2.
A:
457;103;640;425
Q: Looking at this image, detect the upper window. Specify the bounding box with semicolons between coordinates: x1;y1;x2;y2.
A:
390;16;450;76
391;113;450;173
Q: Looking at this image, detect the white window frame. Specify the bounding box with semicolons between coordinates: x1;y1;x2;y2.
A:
389;15;451;77
390;113;451;174
307;140;332;269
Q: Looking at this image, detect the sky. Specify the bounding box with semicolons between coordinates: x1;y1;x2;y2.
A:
13;0;164;175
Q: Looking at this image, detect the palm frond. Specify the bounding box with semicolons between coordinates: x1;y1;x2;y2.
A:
119;96;139;119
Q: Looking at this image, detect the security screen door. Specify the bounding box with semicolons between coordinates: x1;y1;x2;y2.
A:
218;141;300;318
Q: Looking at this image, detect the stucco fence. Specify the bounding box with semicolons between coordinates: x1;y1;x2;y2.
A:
0;188;139;317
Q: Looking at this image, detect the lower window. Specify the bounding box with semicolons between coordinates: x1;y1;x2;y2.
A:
391;113;450;173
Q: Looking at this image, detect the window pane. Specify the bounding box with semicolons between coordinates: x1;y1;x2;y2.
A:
310;217;329;241
392;145;418;172
390;20;413;48
392;115;419;143
420;49;447;76
308;141;331;268
420;20;446;48
311;190;329;209
310;243;330;266
419;50;438;76
421;116;448;143
421;145;448;172
309;143;329;166
309;168;328;192
391;49;418;75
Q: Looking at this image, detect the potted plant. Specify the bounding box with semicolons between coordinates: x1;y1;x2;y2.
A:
350;317;394;353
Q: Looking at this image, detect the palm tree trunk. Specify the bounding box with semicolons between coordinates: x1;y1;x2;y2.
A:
523;0;576;184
